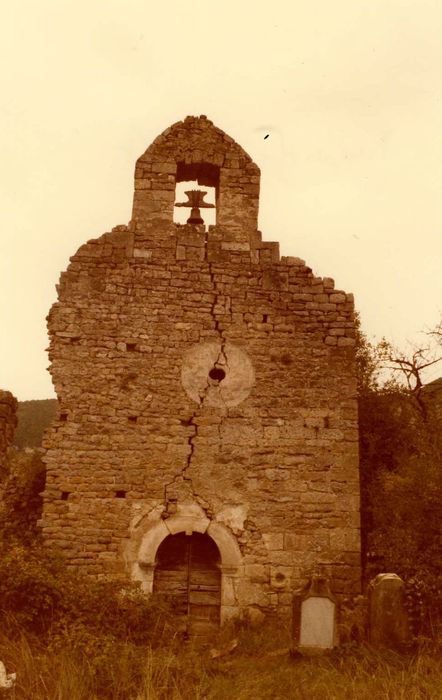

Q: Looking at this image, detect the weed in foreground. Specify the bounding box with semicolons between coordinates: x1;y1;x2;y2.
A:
1;627;441;700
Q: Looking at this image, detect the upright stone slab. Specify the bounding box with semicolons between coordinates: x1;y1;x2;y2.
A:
292;575;338;652
368;573;411;648
41;115;361;628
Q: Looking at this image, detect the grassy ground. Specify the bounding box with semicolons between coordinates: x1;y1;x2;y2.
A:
1;622;440;699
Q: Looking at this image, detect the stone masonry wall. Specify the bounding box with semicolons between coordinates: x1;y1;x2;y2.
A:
0;391;17;475
41;116;361;622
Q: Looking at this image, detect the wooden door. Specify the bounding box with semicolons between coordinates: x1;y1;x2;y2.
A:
153;532;221;638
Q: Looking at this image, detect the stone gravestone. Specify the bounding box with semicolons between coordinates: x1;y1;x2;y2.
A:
292;575;338;653
368;573;411;649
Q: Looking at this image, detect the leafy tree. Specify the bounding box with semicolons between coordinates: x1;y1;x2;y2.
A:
357;314;442;636
0;448;45;545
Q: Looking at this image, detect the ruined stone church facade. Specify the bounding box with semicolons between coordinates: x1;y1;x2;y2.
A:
41;116;360;629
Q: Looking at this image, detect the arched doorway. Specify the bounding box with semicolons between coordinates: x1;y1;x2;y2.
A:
153;532;221;637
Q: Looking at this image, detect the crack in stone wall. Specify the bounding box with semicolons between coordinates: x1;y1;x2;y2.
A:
163;258;229;513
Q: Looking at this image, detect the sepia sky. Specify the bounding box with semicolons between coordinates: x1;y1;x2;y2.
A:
2;0;442;400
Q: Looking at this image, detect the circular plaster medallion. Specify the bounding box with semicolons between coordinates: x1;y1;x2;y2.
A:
181;342;254;407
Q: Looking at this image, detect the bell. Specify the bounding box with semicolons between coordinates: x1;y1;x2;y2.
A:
175;189;215;225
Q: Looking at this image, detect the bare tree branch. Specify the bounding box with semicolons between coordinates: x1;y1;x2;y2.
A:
428;318;442;344
377;338;442;395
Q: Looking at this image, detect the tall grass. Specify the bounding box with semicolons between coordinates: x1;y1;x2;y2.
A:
1;621;440;700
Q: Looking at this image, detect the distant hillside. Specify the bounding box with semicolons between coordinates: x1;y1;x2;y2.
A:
14;399;57;448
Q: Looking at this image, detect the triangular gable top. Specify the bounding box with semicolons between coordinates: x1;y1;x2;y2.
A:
132;115;260;234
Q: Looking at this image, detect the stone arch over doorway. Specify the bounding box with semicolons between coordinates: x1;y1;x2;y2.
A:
134;514;242;624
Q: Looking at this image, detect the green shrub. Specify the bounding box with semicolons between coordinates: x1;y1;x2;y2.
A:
0;542;172;644
0;448;45;545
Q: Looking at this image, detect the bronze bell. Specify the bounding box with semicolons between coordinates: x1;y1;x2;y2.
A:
175;189;215;225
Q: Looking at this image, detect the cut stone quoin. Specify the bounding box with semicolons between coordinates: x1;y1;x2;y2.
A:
41;115;361;629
